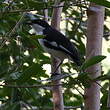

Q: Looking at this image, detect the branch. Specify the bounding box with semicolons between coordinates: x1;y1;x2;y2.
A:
0;12;25;49
37;106;83;110
0;1;88;14
0;83;63;88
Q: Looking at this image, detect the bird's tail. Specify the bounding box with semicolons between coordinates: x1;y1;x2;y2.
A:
70;55;82;66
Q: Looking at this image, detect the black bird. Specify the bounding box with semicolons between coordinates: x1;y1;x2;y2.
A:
26;13;82;73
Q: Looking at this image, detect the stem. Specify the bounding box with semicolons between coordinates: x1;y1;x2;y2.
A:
84;3;105;110
51;1;64;110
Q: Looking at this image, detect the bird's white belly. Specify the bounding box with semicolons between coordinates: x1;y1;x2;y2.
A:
38;39;68;61
45;47;68;60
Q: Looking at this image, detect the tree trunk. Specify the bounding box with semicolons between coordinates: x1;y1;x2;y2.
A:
84;3;105;110
51;1;64;110
107;80;110;110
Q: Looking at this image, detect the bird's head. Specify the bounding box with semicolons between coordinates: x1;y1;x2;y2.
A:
27;19;50;28
25;13;50;33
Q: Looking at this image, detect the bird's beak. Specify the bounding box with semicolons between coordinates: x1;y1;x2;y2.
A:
24;12;37;25
25;20;32;25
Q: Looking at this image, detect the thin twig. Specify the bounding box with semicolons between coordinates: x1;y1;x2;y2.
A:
0;12;26;49
38;106;83;110
8;12;26;37
0;1;88;14
0;83;63;88
94;80;108;92
73;85;84;97
72;0;84;36
36;72;78;82
0;74;108;98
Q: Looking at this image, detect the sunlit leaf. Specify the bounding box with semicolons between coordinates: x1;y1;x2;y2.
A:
87;0;110;8
81;55;106;71
107;48;110;53
31;35;46;39
17;63;44;84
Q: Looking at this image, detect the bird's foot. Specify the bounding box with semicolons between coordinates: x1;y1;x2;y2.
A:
51;72;60;77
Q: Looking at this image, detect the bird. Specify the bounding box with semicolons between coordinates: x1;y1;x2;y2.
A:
26;13;82;74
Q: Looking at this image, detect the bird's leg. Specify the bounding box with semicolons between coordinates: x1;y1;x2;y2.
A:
54;60;63;73
51;60;63;76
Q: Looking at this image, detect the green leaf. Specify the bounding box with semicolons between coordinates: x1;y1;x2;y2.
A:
1;102;20;110
10;72;21;80
32;35;46;39
77;72;91;88
25;87;40;102
86;0;110;8
27;35;45;49
27;1;45;10
17;63;44;84
11;102;20;110
94;74;110;81
107;48;110;53
81;55;106;71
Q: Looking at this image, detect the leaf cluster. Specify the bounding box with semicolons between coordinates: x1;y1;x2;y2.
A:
0;0;110;109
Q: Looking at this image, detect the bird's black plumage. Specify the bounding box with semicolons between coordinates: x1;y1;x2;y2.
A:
43;26;81;66
27;18;82;66
31;19;50;28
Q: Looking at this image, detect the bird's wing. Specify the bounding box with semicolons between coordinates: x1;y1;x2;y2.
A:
43;27;81;66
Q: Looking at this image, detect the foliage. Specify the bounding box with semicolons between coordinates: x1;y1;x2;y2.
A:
87;0;110;8
81;55;106;71
0;0;110;109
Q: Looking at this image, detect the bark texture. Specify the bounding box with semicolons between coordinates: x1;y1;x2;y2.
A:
51;1;64;110
84;3;105;110
107;81;110;110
